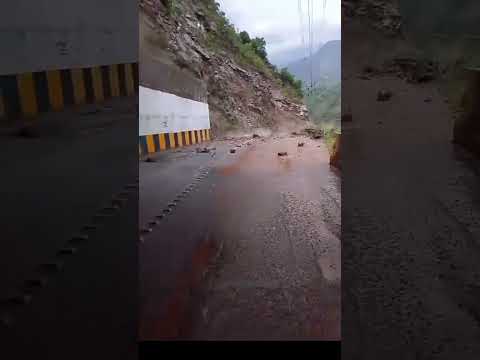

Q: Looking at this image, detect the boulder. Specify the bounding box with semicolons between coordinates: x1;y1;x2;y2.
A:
377;90;393;101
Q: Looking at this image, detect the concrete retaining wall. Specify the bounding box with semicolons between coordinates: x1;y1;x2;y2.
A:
0;0;137;75
0;0;138;123
139;9;211;156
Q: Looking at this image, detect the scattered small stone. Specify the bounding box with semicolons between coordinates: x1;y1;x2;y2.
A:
103;205;119;211
26;278;48;288
17;125;40;138
82;224;97;231
71;234;89;242
298;142;305;147
1;313;13;327
377;90;393;102
9;294;32;305
230;149;236;154
252;134;261;139
112;198;127;207
304;128;323;139
80;108;100;116
145;157;156;163
41;261;64;272
93;213;111;221
196;147;210;153
363;65;376;74
358;75;372;80
291;131;298;136
58;247;77;255
278;152;288;157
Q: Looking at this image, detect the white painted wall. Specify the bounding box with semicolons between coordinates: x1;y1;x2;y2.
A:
0;0;137;75
139;86;210;136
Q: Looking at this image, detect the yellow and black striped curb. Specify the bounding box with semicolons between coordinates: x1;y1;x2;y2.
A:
139;129;211;156
0;63;138;122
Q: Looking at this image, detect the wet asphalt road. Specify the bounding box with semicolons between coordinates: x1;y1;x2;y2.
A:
1;98;138;359
139;134;341;340
342;60;480;357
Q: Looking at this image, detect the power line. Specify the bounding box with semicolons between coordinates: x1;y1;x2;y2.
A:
307;0;313;90
312;0;315;88
322;0;327;44
298;0;307;60
324;0;327;24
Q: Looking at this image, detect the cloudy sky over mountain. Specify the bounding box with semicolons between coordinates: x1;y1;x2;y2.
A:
217;0;341;66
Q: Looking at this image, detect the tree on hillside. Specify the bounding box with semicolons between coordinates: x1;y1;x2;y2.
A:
279;68;296;85
250;37;268;61
279;67;304;98
239;31;251;44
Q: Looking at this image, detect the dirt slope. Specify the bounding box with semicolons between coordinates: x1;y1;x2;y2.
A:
140;0;308;137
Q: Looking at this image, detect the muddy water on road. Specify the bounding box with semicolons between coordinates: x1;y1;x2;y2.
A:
190;136;341;340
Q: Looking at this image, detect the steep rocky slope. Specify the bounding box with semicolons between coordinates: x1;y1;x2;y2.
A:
139;0;308;137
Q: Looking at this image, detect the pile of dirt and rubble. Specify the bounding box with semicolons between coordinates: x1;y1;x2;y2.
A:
140;0;308;137
360;57;443;83
342;0;403;37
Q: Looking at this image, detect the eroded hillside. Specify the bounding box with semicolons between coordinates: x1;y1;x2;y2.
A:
140;0;308;137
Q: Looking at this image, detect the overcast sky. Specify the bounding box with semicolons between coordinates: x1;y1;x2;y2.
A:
217;0;341;66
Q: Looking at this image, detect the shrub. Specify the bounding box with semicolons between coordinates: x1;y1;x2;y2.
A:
239;31;251;44
250;37;268;62
162;0;176;16
278;68;304;98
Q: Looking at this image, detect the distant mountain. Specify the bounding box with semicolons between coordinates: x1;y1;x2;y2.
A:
286;40;341;88
268;42;323;68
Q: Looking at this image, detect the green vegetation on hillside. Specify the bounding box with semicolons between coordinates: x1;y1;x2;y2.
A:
278;68;304;99
322;123;341;154
163;0;177;15
200;0;303;100
306;83;341;125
